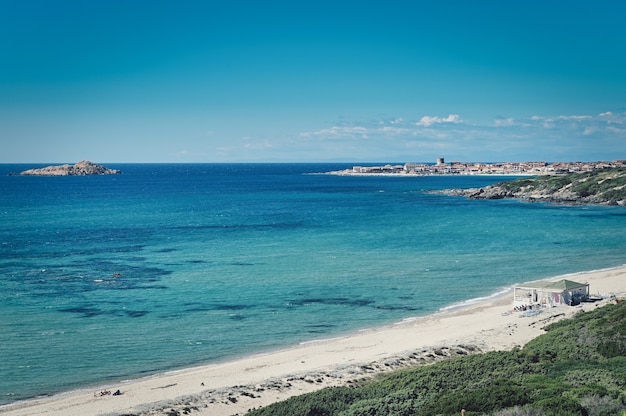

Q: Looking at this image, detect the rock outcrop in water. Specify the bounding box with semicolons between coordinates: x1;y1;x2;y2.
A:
435;168;626;206
14;161;121;176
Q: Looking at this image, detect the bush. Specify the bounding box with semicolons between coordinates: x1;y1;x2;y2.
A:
490;406;546;416
420;378;530;414
247;387;362;416
532;396;588;416
246;302;626;416
580;394;626;416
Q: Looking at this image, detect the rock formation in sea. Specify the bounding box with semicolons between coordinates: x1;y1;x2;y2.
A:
435;167;626;206
14;161;121;176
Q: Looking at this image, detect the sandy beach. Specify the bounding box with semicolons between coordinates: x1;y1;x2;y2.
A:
2;266;625;416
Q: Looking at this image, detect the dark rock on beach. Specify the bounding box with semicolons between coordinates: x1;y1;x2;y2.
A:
12;160;121;176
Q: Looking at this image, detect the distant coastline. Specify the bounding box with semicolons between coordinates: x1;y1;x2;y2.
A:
326;159;626;176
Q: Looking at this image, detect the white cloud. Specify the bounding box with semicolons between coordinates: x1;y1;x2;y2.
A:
292;111;626;162
598;111;626;124
494;117;516;127
528;114;594;130
416;114;461;127
556;115;592;121
300;125;369;138
607;126;626;134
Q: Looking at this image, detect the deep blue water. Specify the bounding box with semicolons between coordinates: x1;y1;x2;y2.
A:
1;163;625;405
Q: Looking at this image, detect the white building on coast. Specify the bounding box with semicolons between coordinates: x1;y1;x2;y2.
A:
513;279;590;308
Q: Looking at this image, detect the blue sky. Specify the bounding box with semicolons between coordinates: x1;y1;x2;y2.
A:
1;1;625;163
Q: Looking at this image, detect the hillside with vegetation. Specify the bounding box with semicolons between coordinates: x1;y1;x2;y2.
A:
247;301;626;416
439;168;626;205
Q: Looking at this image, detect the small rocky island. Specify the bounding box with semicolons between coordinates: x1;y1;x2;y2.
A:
13;161;121;176
436;168;626;206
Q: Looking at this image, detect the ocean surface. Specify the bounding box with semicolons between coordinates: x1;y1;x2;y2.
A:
2;163;626;405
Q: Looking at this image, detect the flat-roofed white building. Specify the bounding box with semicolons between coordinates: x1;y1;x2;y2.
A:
513;279;590;308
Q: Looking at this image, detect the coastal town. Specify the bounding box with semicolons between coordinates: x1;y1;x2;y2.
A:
329;158;626;176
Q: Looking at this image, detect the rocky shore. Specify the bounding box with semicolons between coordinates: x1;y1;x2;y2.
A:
12;161;121;176
435;167;626;206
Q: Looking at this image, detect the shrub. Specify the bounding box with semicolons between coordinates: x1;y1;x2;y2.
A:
532;396;588;416
490;406;546;416
420;378;530;414
246;303;626;416
580;394;626;416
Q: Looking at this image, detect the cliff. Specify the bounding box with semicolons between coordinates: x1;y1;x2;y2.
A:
437;167;626;206
15;161;121;176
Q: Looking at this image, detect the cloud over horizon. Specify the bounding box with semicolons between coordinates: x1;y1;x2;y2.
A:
295;111;626;162
416;114;462;127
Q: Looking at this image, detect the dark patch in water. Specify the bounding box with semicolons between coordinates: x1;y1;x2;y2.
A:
375;305;422;311
213;304;253;311
578;211;626;218
56;259;174;292
59;306;106;317
59;306;149;318
185;306;214;312
306;324;336;329
230;262;255;266
157;248;177;253
75;245;146;256
171;222;304;232
228;314;246;321
185;303;255;313
287;296;420;312
122;256;147;262
125;310;149;318
141;285;169;290
188;259;208;264
158;313;182;319
288;297;375;307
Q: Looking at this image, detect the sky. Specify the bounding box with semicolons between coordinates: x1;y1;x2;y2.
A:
1;0;625;163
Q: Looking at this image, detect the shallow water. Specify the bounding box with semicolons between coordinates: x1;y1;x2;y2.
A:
1;163;625;404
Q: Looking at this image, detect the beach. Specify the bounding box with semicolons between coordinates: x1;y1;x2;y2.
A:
2;266;625;416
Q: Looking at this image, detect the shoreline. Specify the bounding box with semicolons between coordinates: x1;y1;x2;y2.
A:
322;171;536;177
2;266;625;416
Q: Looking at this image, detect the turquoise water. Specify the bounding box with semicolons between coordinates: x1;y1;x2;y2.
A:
1;163;625;405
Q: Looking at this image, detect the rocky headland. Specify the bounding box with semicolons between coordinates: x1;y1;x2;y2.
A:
436;167;626;206
13;161;121;176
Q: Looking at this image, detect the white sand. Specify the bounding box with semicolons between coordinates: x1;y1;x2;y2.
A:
2;266;625;416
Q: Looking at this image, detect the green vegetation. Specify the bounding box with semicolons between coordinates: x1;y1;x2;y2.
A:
500;178;536;193
247;302;626;416
495;168;626;204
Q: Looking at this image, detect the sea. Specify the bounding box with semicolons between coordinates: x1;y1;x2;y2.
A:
1;163;625;406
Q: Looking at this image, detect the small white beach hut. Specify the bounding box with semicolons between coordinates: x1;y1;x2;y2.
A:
513;279;590;308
